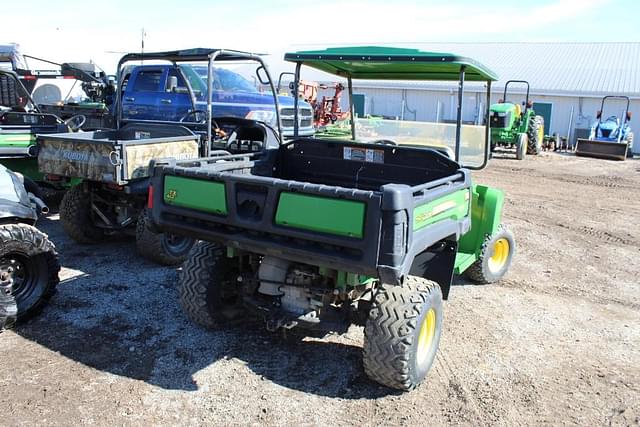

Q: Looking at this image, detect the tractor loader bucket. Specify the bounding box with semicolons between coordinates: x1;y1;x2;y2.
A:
575;138;628;161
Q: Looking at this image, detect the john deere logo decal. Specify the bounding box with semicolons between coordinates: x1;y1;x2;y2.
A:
166;189;177;201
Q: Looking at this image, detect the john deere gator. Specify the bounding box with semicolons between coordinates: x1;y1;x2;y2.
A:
148;46;515;391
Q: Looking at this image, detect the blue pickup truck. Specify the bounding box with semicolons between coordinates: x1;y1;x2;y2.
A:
120;64;315;136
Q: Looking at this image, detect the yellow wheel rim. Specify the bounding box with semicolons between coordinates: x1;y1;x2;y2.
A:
488;238;510;273
416;308;436;367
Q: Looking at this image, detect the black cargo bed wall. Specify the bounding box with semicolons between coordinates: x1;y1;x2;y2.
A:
273;139;460;191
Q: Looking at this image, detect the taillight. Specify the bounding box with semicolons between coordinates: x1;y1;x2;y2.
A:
147;185;154;209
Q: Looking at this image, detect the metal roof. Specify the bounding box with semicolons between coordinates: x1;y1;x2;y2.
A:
346;42;640;98
284;46;498;81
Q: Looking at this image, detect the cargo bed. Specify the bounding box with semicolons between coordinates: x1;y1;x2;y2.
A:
150;139;472;284
37;123;199;185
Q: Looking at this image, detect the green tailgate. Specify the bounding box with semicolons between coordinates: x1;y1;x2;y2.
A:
163;176;227;215
275;192;366;238
413;189;470;231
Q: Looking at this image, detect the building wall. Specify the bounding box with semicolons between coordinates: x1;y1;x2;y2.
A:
337;85;640;153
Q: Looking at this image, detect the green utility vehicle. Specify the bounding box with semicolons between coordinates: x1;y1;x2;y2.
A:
0;69;84;197
489;80;544;160
149;47;515;391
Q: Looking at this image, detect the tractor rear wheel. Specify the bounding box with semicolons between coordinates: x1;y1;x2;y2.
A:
59;185;104;243
465;225;515;284
527;115;544;155
626;132;634;158
363;277;443;391
178;242;241;328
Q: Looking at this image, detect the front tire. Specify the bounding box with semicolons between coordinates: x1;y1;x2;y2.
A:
465;225;515;284
516;133;527;160
178;242;240;328
59;184;103;243
363;277;443;391
0;224;60;322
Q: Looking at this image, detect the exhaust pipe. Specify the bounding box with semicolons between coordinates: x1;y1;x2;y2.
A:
29;195;49;215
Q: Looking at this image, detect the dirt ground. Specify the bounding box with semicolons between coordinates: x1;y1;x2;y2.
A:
1;152;639;426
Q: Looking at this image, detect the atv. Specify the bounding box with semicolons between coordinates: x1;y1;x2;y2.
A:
0;164;60;331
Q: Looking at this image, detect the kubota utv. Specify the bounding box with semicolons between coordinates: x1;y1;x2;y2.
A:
489;80;544;160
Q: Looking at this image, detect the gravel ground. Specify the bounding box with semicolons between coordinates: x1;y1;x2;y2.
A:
1;152;639;426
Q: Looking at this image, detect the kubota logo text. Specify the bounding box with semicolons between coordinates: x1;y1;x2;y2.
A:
62;150;90;162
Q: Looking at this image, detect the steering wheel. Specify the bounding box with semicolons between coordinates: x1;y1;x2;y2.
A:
64;114;87;131
370;139;397;146
179;110;208;124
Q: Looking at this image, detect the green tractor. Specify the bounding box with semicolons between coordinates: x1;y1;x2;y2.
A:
149;46;515;391
489;80;544;160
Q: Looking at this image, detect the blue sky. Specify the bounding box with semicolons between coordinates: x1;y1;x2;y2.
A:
3;0;639;72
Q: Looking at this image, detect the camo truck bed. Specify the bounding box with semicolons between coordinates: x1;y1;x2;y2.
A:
150;139;472;285
37;123;199;185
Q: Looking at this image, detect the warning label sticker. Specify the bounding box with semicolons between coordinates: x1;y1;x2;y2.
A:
343;146;384;163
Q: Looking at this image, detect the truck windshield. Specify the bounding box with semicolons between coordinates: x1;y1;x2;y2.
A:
184;65;259;94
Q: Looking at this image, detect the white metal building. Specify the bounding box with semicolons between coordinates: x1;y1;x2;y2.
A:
285;42;640;153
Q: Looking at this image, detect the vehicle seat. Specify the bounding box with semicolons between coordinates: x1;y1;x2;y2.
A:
514;103;522;117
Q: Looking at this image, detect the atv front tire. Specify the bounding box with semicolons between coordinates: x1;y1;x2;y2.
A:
60;185;103;243
363;277;443;391
0;224;60;322
135;209;195;266
465;224;515;284
178;242;240;328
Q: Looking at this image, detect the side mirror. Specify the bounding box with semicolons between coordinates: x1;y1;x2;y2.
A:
167;76;178;93
596;110;602;119
256;66;270;86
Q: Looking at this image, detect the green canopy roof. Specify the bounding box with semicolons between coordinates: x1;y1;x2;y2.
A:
284;46;498;82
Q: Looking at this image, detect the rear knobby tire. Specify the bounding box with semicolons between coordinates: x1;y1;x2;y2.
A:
363;277;443;391
626;132;634;158
0;224;60;322
135;209;195;266
59;184;103;243
178;242;240;328
527;115;544;155
465;224;515;284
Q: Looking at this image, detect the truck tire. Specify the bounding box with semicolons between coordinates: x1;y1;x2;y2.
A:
363;277;443;391
0;224;60;322
178;242;240;328
516;133;527;160
60;185;104;243
464;224;515;284
527;115;544;155
135;209;195;266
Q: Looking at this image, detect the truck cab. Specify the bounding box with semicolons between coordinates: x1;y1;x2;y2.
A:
121;64;315;137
